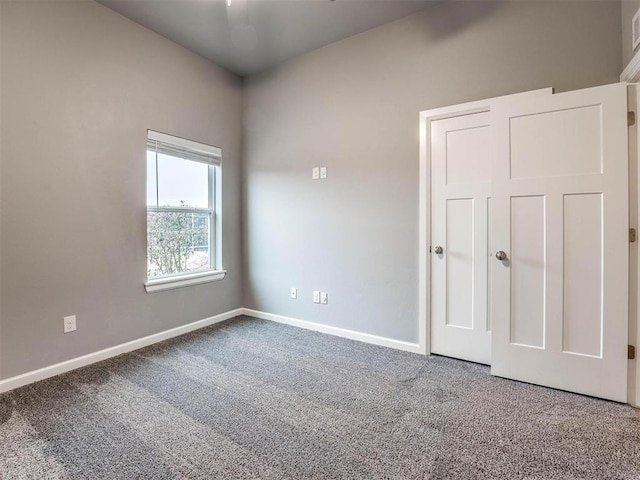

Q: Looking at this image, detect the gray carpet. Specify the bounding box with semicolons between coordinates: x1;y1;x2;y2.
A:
0;316;639;479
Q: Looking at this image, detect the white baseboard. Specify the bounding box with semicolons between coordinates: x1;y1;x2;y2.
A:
0;308;244;394
0;306;424;395
242;308;425;354
2;306;635;406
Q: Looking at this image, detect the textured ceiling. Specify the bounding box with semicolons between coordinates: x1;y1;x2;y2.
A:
97;0;440;76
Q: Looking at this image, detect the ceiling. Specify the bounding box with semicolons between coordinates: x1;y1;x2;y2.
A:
97;0;440;76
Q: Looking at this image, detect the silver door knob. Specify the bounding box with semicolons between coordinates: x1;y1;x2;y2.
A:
434;246;443;255
495;250;507;261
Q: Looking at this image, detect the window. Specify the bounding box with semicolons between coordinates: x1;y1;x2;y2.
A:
145;130;224;293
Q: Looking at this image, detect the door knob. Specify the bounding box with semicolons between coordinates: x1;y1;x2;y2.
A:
434;246;443;255
495;250;507;261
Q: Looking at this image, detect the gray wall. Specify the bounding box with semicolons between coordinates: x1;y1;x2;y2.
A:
243;1;622;343
0;0;625;380
622;0;640;68
0;0;244;379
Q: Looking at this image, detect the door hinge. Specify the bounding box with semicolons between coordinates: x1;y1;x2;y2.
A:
629;345;636;360
631;228;637;243
629;111;636;127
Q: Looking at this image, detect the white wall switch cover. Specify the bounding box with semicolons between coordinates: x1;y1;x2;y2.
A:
313;290;320;303
63;315;77;333
290;287;297;299
320;167;327;179
320;292;328;304
312;167;320;180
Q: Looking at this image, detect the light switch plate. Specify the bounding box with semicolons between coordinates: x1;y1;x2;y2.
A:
320;167;327;179
313;291;320;303
320;292;328;304
290;287;297;299
312;167;320;180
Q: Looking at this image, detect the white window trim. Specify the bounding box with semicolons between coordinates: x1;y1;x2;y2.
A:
145;269;227;294
145;131;224;293
147;130;222;158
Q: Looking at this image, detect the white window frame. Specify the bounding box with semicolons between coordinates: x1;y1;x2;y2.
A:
144;130;225;293
633;8;640;52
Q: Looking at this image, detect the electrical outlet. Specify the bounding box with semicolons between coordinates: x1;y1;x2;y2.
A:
290;287;297;299
320;292;328;304
63;315;77;333
312;167;320;180
320;167;327;179
313;290;320;303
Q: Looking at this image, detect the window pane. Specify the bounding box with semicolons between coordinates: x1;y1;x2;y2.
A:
157;153;209;208
147;211;211;278
146;150;157;207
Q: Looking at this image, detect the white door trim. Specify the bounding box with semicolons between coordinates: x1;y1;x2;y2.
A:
418;88;554;357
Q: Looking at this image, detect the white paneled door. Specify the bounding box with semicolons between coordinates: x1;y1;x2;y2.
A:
431;112;492;364
490;83;629;402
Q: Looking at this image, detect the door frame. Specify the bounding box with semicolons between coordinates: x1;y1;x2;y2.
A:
418;88;554;357
627;84;640;407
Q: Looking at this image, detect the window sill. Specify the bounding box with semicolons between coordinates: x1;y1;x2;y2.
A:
144;270;227;293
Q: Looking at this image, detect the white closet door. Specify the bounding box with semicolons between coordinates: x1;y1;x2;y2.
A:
431;112;492;364
490;83;629;402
